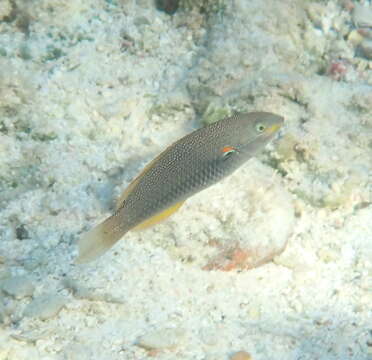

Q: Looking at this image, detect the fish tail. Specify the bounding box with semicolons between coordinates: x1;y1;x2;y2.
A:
75;214;127;264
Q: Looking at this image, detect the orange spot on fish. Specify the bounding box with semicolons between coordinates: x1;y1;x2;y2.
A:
221;146;235;153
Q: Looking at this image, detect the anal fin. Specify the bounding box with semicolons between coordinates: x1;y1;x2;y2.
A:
133;201;184;231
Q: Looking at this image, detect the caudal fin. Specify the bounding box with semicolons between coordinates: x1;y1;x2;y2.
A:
75;214;127;264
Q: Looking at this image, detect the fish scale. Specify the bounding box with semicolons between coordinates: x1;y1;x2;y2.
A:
76;112;284;263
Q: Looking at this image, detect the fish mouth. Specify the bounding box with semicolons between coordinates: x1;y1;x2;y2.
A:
264;122;282;136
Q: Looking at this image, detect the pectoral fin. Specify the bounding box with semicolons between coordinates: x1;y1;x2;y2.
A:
133;201;184;231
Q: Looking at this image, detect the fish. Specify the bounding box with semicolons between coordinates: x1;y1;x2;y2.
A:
76;112;284;263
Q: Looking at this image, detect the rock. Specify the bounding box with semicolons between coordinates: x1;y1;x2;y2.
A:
352;4;372;28
62;343;93;360
2;276;35;299
10;329;51;343
359;40;372;60
0;268;11;280
199;327;218;346
0;0;12;21
348;30;364;46
15;224;29;240
22;248;48;271
230;351;252;360
306;3;326;30
0;301;6;324
2;344;39;360
62;278;124;303
137;328;186;350
155;0;180;15
23;294;66;320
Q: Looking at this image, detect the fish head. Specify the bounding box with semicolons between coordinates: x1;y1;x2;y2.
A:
217;112;284;160
237;112;284;146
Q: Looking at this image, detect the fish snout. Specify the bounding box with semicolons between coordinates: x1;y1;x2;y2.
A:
263;114;284;136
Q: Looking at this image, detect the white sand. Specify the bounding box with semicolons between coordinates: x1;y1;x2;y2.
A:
0;0;371;359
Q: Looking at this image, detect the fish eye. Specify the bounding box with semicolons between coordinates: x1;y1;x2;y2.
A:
255;123;266;133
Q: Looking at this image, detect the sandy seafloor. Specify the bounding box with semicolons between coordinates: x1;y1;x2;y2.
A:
0;0;371;359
